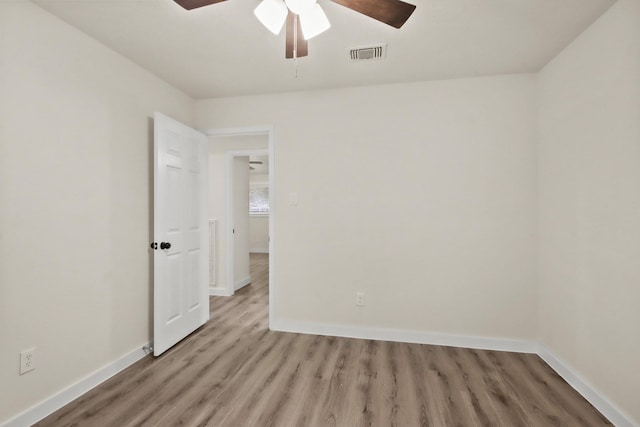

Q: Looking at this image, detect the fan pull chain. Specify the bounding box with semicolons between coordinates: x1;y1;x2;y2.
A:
293;14;299;78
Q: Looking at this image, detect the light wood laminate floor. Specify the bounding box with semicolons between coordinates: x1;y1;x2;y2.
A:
36;253;611;426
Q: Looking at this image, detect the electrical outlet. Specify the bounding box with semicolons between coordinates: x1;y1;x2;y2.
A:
356;292;365;307
20;348;36;375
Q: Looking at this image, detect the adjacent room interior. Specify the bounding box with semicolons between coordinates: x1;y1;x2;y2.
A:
207;133;270;297
1;0;639;426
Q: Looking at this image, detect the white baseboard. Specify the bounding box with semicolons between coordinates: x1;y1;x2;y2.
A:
209;286;233;296
270;319;537;354
1;343;151;427
250;248;269;254
538;346;638;427
234;276;251;291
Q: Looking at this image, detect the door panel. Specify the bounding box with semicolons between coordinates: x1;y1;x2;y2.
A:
232;156;250;289
153;112;209;356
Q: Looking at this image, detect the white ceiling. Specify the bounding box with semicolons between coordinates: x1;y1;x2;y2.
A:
32;0;615;99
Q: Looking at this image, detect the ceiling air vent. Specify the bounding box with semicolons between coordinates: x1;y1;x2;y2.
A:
349;44;387;61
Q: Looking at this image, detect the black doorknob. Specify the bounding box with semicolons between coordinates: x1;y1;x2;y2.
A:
160;242;171;250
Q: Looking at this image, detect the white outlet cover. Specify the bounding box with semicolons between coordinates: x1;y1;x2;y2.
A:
20;348;36;375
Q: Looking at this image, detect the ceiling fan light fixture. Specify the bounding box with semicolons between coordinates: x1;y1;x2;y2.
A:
299;3;331;40
284;0;316;16
254;0;288;35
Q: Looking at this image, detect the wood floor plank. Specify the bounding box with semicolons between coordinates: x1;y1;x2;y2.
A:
35;253;613;427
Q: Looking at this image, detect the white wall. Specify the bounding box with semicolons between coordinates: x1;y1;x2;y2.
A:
249;215;269;253
537;0;640;424
207;135;268;294
250;174;269;185
233;156;250;288
196;74;538;340
0;2;194;424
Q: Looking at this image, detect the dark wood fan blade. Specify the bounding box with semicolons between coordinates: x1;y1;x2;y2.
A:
285;12;308;59
173;0;226;10
329;0;416;28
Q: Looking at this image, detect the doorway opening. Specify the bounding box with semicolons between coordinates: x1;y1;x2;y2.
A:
203;126;274;327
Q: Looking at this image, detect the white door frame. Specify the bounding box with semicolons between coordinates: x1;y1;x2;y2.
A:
201;126;275;327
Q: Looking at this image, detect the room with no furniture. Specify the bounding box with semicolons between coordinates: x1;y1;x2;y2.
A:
0;0;638;426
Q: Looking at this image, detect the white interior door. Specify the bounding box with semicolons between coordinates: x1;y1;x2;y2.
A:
153;112;209;356
232;156;250;290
